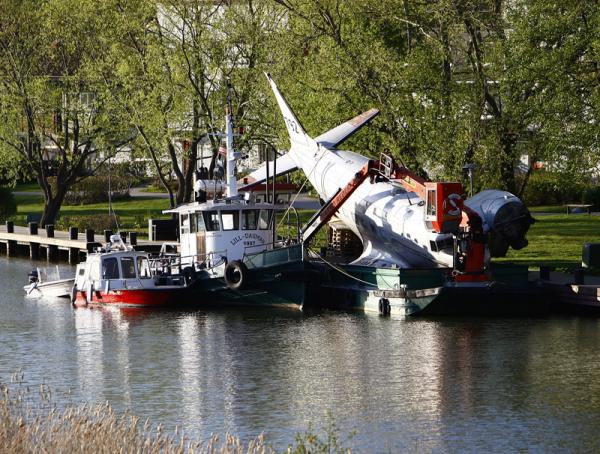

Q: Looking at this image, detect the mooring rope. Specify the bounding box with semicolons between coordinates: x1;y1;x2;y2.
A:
307;247;381;288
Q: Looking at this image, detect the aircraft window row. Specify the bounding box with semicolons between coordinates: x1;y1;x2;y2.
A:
181;209;273;233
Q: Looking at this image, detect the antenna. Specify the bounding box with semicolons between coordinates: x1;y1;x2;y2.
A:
107;156;120;232
225;80;238;198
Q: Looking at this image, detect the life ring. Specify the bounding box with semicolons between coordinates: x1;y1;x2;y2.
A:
224;260;249;290
182;267;194;285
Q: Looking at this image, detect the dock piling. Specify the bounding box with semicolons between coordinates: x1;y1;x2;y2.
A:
104;229;112;242
6;221;14;233
29;243;39;260
68;248;79;265
85;229;94;242
28;222;38;235
46;224;54;238
47;245;58;261
7;240;16;256
129;232;137;246
69;227;78;240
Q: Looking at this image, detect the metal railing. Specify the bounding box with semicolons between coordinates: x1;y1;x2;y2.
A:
148;250;227;276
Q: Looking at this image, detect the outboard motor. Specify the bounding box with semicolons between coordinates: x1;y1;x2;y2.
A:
28;269;39;284
464;190;535;257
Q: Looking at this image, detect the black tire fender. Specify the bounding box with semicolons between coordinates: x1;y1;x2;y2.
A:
182;266;194;285
224;260;249;290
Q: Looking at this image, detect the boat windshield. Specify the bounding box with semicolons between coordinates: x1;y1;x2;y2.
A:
258;209;272;230
102;257;120;279
121;257;136;279
137;256;151;279
242;209;259;230
195;213;206;232
202;211;221;231
221;210;239;231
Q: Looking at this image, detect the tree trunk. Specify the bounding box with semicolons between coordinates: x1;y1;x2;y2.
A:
39;187;67;227
183;100;201;204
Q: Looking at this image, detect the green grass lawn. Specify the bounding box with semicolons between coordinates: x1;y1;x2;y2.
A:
528;205;565;214
497;214;600;270
14;194;171;236
13;182;42;192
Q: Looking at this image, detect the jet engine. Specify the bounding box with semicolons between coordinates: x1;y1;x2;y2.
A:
464;190;535;257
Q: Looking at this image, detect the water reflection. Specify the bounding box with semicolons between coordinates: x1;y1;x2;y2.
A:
74;307;104;400
178;315;202;432
3;258;600;451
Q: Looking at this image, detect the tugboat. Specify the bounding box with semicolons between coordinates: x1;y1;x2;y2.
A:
163;83;308;308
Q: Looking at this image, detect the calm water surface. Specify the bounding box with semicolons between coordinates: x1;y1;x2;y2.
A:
2;257;600;452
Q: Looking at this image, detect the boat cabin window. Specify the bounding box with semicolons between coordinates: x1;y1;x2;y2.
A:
196;212;206;232
102;257;120;279
121;257;136;279
137;256;151;279
203;211;221;231
242;209;259;230
258;209;272;230
221;210;239;231
180;214;190;235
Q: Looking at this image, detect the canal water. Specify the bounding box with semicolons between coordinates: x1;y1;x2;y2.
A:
2;257;600;452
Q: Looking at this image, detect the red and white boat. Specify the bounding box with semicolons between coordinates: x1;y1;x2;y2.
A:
71;235;199;308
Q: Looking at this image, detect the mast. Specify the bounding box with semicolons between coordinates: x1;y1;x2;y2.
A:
225;81;237;198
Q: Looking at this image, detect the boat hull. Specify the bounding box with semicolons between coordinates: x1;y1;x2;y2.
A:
187;259;311;309
24;278;75;299
73;287;187;308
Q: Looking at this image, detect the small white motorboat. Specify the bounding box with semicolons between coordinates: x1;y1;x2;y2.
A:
24;268;74;299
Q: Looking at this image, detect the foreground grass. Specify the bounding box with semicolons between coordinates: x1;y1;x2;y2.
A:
1;378;351;454
497;214;600;270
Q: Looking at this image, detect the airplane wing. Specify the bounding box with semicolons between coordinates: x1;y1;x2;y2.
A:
315;108;379;149
238;152;298;190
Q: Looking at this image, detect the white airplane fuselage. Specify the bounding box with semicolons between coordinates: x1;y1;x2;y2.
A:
291;143;456;268
247;75;532;270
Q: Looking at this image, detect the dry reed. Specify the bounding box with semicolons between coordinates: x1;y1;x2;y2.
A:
0;374;351;454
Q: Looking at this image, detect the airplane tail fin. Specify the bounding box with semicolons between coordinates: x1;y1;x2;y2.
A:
266;73;316;150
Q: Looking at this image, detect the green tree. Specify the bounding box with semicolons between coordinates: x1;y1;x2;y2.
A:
268;0;600;195
0;0;130;226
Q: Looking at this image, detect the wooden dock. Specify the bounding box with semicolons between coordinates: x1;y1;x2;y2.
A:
0;222;165;264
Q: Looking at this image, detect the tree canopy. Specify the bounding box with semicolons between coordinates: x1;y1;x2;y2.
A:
0;0;598;223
